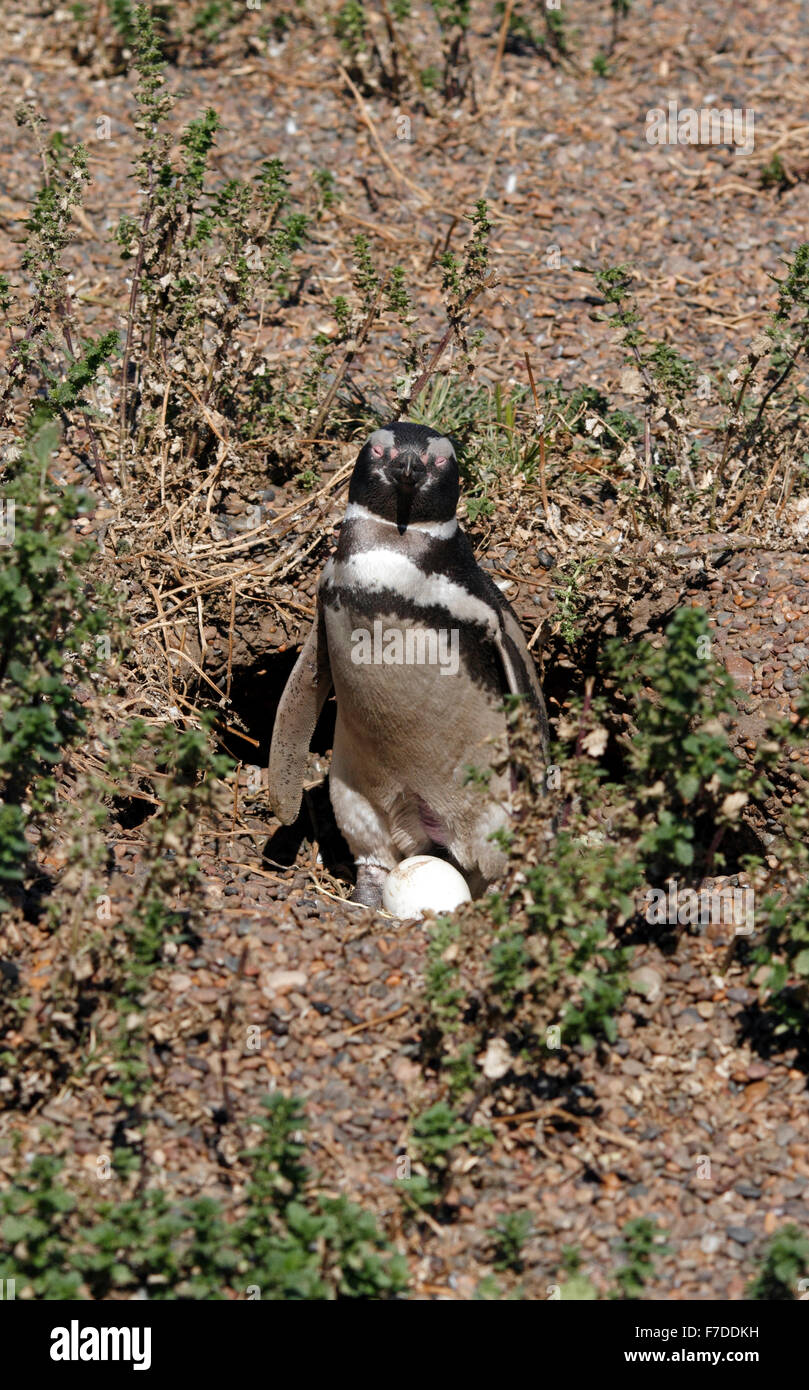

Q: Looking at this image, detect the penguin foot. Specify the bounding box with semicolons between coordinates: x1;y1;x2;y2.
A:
351;862;387;908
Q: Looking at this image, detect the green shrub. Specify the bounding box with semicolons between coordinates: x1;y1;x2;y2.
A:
0;423;112;904
397;1101;492;1214
746;1225;809;1300
0;1095;408;1300
604;606;769;878
611;1218;668;1300
489;1211;533;1272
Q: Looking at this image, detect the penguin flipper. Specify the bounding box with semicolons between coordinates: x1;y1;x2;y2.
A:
493;606;551;762
268;604;332;824
450;529;550;760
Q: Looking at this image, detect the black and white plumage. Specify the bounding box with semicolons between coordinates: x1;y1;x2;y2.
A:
268;420;550;907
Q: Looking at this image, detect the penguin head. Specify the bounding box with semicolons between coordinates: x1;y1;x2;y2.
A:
348;421;459;531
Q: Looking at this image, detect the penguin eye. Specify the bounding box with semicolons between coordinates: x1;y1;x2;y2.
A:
433;455;449;467
371;445;384;458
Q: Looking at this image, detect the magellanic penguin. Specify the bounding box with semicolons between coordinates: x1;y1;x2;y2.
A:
268;421;550;907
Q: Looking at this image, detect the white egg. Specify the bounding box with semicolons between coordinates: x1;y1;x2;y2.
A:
382;856;471;920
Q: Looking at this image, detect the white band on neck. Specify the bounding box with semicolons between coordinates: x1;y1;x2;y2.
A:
344;502;458;540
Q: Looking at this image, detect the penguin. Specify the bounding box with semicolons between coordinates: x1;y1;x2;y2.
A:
268;420;550;908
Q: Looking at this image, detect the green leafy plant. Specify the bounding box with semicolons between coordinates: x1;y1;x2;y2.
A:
611;1218;668;1299
760;153;790;192
336;0;370;54
520;835;638;1047
221;1094;408;1298
191;0;236;42
399;199;494;417
104;718;233;1111
116;5;316;485
0;1155;83;1299
608;0;631;52
0;423;112;905
549;381;640;455
553;556;600;644
746;1224;809;1300
489;1210;533;1272
604;606;769;878
714;243;809;508
735;681;809;1040
543;3;571;59
430;0;473;101
0;107;116;482
397;1102;492;1215
594;264;698;528
335;0;425;105
425;917;464;1032
0;1095;408;1300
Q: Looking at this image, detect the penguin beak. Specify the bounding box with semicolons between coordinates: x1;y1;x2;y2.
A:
391;451;423;495
389;450;424;531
